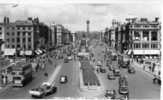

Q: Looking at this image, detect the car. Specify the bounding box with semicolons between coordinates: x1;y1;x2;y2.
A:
64;58;69;63
113;68;121;76
104;89;116;99
107;72;116;80
119;95;129;100
119;86;129;95
59;75;68;84
67;56;73;60
109;66;114;71
100;67;106;73
119;76;128;86
29;82;57;98
128;67;136;74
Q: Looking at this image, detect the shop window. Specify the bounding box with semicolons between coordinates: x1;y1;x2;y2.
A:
151;44;158;49
151;31;157;41
142;43;149;48
143;31;149;41
134;31;140;40
134;43;141;49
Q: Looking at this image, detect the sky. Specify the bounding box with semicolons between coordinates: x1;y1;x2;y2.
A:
0;0;162;32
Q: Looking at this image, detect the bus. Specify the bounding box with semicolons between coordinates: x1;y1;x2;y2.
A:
12;62;33;87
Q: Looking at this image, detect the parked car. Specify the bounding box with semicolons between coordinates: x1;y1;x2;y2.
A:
107;72;116;80
119;95;129;100
109;66;114;71
100;67;106;73
29;82;57;98
119;76;128;86
128;67;136;74
113;68;121;76
64;58;69;63
104;89;116;99
59;75;68;84
119;86;129;95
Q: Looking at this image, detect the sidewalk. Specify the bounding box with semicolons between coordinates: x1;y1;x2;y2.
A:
131;60;156;78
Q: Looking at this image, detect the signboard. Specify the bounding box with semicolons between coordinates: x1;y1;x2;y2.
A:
133;50;160;55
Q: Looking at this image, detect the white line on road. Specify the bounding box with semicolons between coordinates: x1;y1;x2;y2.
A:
48;63;63;85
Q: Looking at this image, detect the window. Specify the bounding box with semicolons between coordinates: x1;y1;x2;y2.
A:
151;31;158;41
7;39;9;42
28;45;31;49
23;38;25;42
23;27;25;30
6;32;9;35
23;32;26;36
0;32;2;35
28;32;31;36
17;44;20;48
17;38;20;42
151;44;158;49
12;32;15;36
23;45;26;49
17;32;20;36
134;43;141;48
7;27;9;29
0;27;1;30
142;43;149;48
143;31;149;41
134;31;140;40
12;45;15;48
12;38;15;42
28;38;31;42
17;27;20;30
28;27;31;30
12;27;15;30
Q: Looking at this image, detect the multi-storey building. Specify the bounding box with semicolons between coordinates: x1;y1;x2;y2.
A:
0;23;5;51
0;17;50;56
3;17;34;52
56;24;63;46
125;18;161;59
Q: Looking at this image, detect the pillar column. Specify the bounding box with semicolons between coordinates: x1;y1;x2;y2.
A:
140;31;143;48
149;31;151;49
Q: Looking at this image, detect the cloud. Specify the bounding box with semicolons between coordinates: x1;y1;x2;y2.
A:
0;3;161;32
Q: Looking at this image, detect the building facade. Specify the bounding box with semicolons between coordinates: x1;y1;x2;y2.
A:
126;18;161;59
3;17;34;54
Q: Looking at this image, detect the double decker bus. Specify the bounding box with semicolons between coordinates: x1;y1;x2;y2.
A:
12;62;33;87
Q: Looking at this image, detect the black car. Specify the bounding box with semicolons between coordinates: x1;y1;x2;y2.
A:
119;86;129;95
128;67;136;74
105;90;116;99
113;68;121;76
100;67;106;73
107;72;116;80
64;58;69;63
119;76;128;86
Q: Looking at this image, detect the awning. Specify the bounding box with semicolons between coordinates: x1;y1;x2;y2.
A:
3;49;16;56
25;50;33;55
20;51;25;55
133;50;160;55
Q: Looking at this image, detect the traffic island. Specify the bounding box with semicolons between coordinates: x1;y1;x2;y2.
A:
78;59;103;97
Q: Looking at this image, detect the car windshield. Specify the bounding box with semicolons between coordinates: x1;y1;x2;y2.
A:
121;87;128;91
107;90;114;95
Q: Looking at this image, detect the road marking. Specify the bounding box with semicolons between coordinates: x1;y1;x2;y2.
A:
48;63;63;85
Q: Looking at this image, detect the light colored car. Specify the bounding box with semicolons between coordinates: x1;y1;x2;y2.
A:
59;75;68;84
29;82;57;98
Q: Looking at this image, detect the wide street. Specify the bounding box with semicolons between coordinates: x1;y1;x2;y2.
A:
0;39;160;99
91;40;160;99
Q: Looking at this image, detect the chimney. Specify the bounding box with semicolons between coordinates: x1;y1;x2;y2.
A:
155;17;159;22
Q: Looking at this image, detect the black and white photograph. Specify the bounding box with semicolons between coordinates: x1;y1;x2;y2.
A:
0;0;161;100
